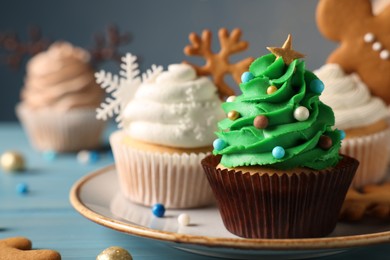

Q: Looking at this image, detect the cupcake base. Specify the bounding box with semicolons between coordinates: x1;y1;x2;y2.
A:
110;130;215;209
16;104;105;152
201;155;359;239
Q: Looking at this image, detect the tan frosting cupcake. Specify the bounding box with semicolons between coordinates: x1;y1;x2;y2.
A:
16;42;105;152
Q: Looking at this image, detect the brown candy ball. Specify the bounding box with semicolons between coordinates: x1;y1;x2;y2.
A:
318;135;333;150
253;115;269;129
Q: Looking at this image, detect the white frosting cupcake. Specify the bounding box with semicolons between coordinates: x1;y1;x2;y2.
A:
122;63;224;148
315;63;388;130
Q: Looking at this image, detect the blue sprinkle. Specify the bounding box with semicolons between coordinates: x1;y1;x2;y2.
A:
152;203;165;218
89;151;99;163
339;130;346;140
310;79;324;94
16;183;28;194
272;146;285;159
42;151;57;161
213;139;227;151
241;71;254;83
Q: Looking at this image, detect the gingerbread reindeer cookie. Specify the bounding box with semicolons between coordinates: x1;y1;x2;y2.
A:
316;0;390;104
184;28;253;99
0;237;61;260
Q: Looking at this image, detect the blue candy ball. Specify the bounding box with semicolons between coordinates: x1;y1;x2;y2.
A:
241;71;254;83
42;151;57;161
213;139;227;151
339;130;346;140
310;79;324;94
272;146;285;159
16;183;28;194
152;203;165;218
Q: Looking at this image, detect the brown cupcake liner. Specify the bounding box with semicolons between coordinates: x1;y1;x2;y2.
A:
341;128;390;188
201;155;359;239
16;104;105;152
110;130;215;209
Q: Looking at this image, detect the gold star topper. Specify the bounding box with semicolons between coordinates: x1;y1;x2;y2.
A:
266;34;305;65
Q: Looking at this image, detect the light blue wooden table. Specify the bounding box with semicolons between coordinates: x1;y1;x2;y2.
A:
1;122;389;260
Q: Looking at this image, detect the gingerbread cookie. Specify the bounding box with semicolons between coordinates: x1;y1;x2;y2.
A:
316;0;390;104
184;28;253;99
340;182;390;221
0;237;61;260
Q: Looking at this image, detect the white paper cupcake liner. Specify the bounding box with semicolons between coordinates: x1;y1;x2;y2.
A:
110;130;215;209
16;103;105;152
341;128;390;188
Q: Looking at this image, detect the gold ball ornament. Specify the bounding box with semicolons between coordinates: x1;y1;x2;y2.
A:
0;151;25;172
227;110;240;121
96;246;133;260
267;86;278;94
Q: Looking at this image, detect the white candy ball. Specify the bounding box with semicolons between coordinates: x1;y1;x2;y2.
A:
373;42;382;51
226;95;236;102
178;213;190;226
294;106;310;121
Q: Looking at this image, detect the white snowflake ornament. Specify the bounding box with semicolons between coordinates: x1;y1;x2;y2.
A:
95;53;162;128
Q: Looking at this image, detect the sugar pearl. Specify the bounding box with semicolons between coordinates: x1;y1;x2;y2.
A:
227;110;240;120
152;203;165;218
272;146;285;159
380;50;390;60
178;213;190;226
318;135;333;150
226;95;236;102
364;33;375;43
77;150;99;164
213;139;227;151
97;246;133;260
253;115;269;129
294;106;310;121
0;151;25;172
339;130;346;140
373;42;382;51
16;183;28;194
42;151;57;161
267;86;278;94
241;71;254;83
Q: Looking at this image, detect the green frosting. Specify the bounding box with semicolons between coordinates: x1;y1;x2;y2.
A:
213;53;342;170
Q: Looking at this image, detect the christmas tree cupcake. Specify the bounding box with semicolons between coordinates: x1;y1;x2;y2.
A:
96;28;252;208
201;35;359;238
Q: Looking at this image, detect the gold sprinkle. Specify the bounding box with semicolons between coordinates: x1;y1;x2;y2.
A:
267;86;278;94
227;110;240;120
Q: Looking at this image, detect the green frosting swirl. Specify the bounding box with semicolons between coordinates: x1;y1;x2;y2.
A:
213;53;342;170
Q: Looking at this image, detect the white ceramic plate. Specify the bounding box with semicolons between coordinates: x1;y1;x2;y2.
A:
70;165;390;260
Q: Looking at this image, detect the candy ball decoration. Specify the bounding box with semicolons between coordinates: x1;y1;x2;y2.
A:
309;79;325;94
77;150;99;164
253;115;269;129
318;135;333;150
0;151;25;172
272;146;285;159
241;71;254;83
96;246;133;260
178;213;190;226
293;106;310;121
339;130;346;140
152;203;165;218
267;86;278;94
213;139;227;151
227;111;240;121
42;151;57;161
16;183;28;194
226;95;236;103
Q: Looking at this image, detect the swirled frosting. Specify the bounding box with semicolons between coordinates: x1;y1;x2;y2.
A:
122;63;224;148
213;53;342;170
21;42;104;111
314;64;388;130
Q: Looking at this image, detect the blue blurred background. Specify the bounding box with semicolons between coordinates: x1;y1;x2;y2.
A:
0;0;339;122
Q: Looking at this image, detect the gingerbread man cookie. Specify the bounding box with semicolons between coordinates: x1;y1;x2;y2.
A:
340;182;390;221
0;237;61;260
316;0;390;104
